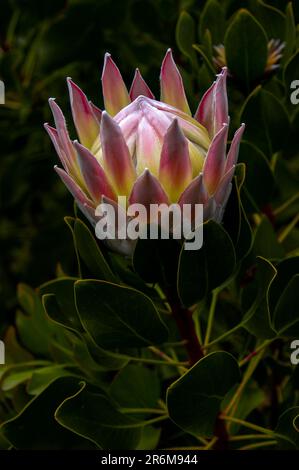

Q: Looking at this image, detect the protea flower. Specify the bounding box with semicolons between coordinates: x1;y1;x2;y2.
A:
214;39;285;75
45;49;244;254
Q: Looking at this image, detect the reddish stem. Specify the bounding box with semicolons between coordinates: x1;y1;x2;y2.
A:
167;293;203;366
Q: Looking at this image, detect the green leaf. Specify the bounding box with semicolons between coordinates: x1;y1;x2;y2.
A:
1;377;94;449
222;379;267;434
283;2;296;63
133;236;181;285
16;284;59;356
178;220;236;307
176;11;196;63
72;334;128;372
272;275;299;336
256;0;285;40
40;277;82;332
42;293;128;371
275;407;299;449
110;364;160;413
284;50;299;92
253;216;284;259
238;141;275;209
136;426;161;450
75;280;168;349
108;253;155;297
1;368;36;392
200;0;225;44
74;218;116;282
240;87;290;158
2;326;33;364
55;383;141;449
224;10;268;86
192;44;216;76
222;164;253;260
27;365;73;395
18;283;36;316
202;29;213;60
167;351;240;438
269;256;299;313
64;216;82;276
242;257;277;339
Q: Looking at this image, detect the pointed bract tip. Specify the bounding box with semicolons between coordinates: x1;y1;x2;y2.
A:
102;53;113;73
101;110;109;120
216;67;228;80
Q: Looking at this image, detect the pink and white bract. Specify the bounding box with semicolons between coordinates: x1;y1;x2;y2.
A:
45;49;244;254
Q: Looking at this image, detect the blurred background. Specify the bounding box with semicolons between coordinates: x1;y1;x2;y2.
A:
0;0;182;331
1;0;299;336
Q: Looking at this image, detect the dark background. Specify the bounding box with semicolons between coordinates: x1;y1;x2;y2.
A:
0;0;184;328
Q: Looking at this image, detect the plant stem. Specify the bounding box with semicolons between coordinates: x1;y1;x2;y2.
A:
278;212;299;242
229;433;276;441
197;436;209;446
274;192;299;216
168;292;204;365
224;347;265;416
213;414;229;449
239;440;277;450
204;323;242;348
203;436;218;450
129;355;187;367
194;307;204;345
125;414;169;428
148;346;181;364
167;347;187;376
148;346;188;373
220;416;273;435
204;289;219;346
239;339;273;367
120;407;166;415
162;446;204;450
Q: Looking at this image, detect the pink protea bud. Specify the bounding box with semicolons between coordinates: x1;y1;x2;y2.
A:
67;78;100;149
159;119;192;202
129;168;169;208
46;49;245;255
194;67;228;138
129;69;155;101
101;53;130;116
100;111;136;196
160;49;191;115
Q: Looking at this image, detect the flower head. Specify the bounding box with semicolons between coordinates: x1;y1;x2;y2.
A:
214;39;285;76
45;49;244;254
